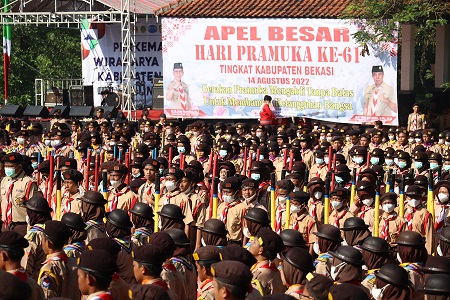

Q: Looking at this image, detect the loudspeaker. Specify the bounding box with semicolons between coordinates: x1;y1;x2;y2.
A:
152;77;163;87
69;106;93;118
23;106;49;118
51;105;70;117
0;105;24;117
102;106;118;118
152;87;164;110
69;85;84;106
84;86;94;107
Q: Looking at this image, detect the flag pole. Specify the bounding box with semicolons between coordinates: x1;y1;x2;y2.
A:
3;0;11;104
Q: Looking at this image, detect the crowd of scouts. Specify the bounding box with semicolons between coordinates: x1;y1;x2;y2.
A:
0;106;449;300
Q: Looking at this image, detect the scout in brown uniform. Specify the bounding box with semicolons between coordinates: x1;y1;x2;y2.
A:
1;152;39;236
347;146;368;180
273;179;294;234
402;185;435;254
77;249;118;300
105;209;135;284
309;149;328;181
360;237;393;292
281;247;315;298
24;196;53;281
289;191;317;254
298;134;315;170
217;177;245;244
38;220;72;299
137;158;160;207
130;203;154;247
148;231;188;300
193;246;222;300
60;170;83;216
247;228;285;296
159;167;184;210
86;237;130;300
211;260;253;300
393;128;412;154
378;192;404;246
396;231;427;300
107;163;136;212
407;103;426;131
412;151;430;177
51;130;72;157
328;188;354;231
0;231;45;300
132;244;176;300
307;177;326;224
80;191;108;244
172;169;207;248
167;229;197;300
312;224;343;277
349;181;377;231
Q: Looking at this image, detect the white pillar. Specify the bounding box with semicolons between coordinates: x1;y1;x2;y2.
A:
435;25;450;88
400;24;415;91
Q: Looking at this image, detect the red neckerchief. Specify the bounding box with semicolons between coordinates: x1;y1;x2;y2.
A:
381;214;397;240
252;261;278;272
163;262;177;273
110;186;130;211
333;209;347;228
358;205;372;219
274;204;286;234
8;269;27;282
309;199;321;219
197;279;213;298
405;207;416;230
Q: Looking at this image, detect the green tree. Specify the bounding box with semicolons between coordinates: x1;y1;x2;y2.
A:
342;0;450;100
0;25;81;106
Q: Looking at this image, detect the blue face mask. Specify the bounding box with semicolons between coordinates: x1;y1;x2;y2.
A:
159;169;164;175
177;147;186;153
444;165;450;171
251;173;261;181
385;159;394;166
315;157;324;165
259;155;265;161
219;150;228;157
353;156;364;165
397;161;407;169
4;167;16;178
430;163;439;170
370;157;380;165
31;162;39;169
133;172;141;178
414;161;423;169
335;176;344;184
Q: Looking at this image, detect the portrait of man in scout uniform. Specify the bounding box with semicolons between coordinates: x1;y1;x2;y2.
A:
165;62;193;110
363;65;397;117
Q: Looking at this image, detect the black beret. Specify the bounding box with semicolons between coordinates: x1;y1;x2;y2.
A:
132;244;166;265
1;153;22;164
255;228;284;260
62;169;83;183
43;220;71;244
330;188;350;198
107;163;129;174
193;245;222;262
0;231;29;249
129;284;171;300
87;237;121;256
211;260;252;287
77;249;119;276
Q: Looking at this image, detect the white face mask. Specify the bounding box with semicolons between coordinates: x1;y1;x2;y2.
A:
388;135;395;140
314;191;323;199
17;138;25;145
345;137;351;142
408;138;414;144
223;194;235;203
52;139;62;147
313;242;320;255
372;284;390;300
243;227;251;238
324;157;329;165
256;132;262;138
408;199;420;208
165;180;177;192
326;137;333;142
277;196;286;204
290;204;301;214
438;193;450;203
439;139;444;145
330;261;346;281
166;129;173;135
415;138;422;143
110;179;122;188
385;158;394;166
44;139;51;146
446;141;450;146
352;156;364;165
331;201;343;210
382;204;395;213
362;198;374;207
315;157;324;165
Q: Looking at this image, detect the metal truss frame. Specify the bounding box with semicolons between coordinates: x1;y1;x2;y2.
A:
0;1;138;120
